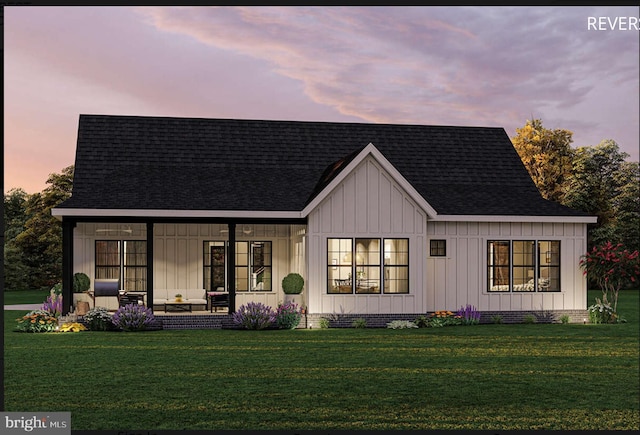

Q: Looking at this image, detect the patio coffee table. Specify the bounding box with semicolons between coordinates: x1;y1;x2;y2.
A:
164;302;193;312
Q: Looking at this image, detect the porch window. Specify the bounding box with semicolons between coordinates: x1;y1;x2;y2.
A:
327;238;408;294
203;241;272;292
123;241;147;291
96;240;120;282
95;240;147;291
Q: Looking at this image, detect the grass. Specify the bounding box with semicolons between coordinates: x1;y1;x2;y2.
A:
3;289;50;305
3;289;639;430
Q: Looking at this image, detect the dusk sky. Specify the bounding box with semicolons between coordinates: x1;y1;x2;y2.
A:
4;6;639;195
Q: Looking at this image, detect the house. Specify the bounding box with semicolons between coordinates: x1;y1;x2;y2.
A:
52;114;597;326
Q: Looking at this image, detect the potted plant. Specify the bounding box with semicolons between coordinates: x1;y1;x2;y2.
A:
73;272;91;293
175;293;183;302
282;272;304;304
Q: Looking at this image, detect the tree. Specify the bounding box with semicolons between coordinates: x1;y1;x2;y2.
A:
563;140;639;251
511;119;574;202
579;242;640;316
3;188;32;290
13;165;74;289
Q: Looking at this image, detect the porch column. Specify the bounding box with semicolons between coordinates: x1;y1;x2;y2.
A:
146;221;154;311
61;219;76;315
227;222;236;313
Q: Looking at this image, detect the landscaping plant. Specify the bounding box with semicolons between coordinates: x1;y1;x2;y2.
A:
58;322;88;332
232;302;275;330
429;310;461;327
40;290;63;318
112;304;155;332
83;306;114;331
275;301;302;329
15;310;58;333
579;241;640;314
456;304;481;325
352;318;367;328
386;320;418;329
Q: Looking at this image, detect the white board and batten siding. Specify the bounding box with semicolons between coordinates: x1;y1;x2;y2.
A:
426;221;589;312
306;156;427;315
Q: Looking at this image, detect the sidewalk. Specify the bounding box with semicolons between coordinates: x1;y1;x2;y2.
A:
4;304;42;310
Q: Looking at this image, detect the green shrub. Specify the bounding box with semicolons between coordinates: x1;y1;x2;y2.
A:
588;296;619;324
84;306;114;331
413;315;429;328
523;314;537;324
275;301;302;329
352;318;367;329
73;273;91;293
318;317;330;329
490;315;503;324
282;273;304;294
559;314;570;324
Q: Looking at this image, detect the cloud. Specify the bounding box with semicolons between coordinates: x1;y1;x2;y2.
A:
139;6;639;133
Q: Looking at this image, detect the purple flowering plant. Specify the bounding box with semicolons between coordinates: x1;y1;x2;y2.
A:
112;303;155;332
456;304;481;325
41;290;63;318
232;302;276;330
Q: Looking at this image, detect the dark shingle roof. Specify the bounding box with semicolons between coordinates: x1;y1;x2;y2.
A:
57;114;587;217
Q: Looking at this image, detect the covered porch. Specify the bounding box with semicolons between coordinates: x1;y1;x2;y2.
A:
60;218;307;316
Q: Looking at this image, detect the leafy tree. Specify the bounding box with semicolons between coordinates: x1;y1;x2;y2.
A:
13;165;74;289
3;188;32;290
511;119;574;202
579;242;640;314
563;140;639;251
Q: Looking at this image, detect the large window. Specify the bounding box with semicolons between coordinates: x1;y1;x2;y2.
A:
384;239;409;293
203;241;272;292
327;238;408;294
487;240;560;292
95;240;147;291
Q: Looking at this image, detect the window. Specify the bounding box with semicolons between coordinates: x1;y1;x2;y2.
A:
203;241;272;292
488;241;510;292
487;240;561;292
384;239;409;294
512;241;535;292
123;241;147;291
538;241;560;292
430;239;447;256
327;238;353;294
355;239;381;294
95;240;147;291
327;238;409;294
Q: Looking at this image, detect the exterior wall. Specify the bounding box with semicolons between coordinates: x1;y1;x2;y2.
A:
73;222;301;311
426;221;588;311
306;156;427;315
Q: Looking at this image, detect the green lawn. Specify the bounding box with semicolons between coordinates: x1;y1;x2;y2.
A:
3;290;639;430
3;289;50;305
